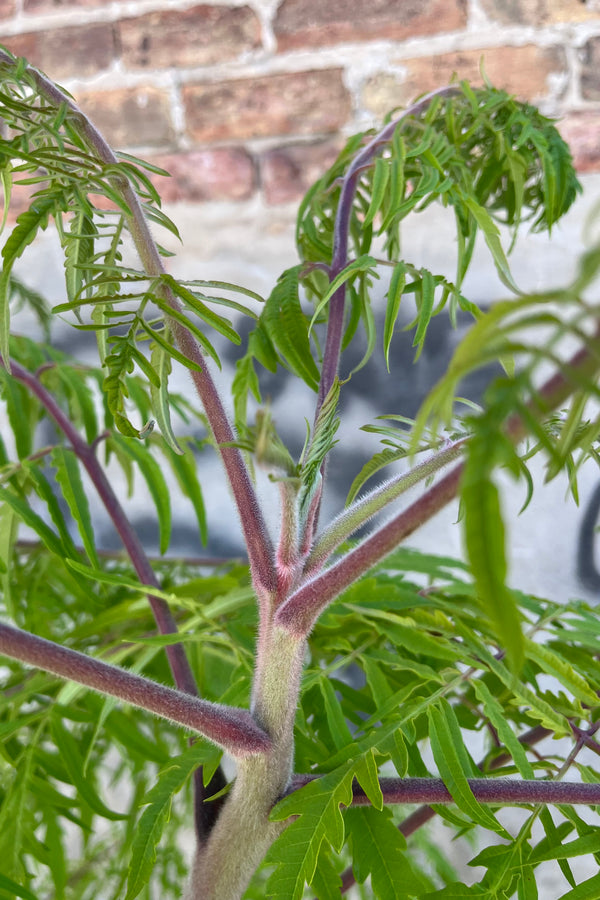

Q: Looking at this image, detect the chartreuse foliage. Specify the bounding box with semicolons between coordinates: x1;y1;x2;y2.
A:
0;44;600;900
234;82;580;418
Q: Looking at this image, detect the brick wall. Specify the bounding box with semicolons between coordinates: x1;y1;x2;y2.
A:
1;0;600;208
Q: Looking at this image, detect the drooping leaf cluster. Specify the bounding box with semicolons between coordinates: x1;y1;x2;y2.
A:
0;47;599;900
0;48;260;448
260;548;600;898
0;334;212;559
335;234;600;685
407;242;600;676
234;82;581;425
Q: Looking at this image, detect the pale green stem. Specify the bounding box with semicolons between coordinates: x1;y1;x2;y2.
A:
275;479;301;600
187;628;306;899
305;438;466;574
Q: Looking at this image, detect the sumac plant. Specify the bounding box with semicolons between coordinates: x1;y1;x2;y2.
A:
0;47;599;900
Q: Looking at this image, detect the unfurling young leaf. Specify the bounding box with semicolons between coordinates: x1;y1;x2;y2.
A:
298;377;340;523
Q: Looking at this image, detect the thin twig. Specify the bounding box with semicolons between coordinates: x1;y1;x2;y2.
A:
570;722;600;760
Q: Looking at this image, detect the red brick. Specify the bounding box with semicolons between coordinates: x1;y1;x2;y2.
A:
559;112;600;173
78;87;174;149
479;0;600;24
0;24;114;80
0;0;15;19
147;149;256;203
261;140;342;204
119;5;261;70
183;70;350;142
274;0;466;51
0;32;36;66
581;38;600;101
363;45;566;117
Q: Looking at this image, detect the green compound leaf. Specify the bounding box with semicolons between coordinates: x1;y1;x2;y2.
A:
64;559;177;604
0;484;66;558
63;208;96;305
309;255;379;328
462;411;524;673
319;678;353;752
111;434;172;554
354;748;384;811
472;680;534;780
412;266;436;354
530;832;600;864
462;194;520;294
160;274;241;345
556;873;600;900
163;440;208;546
524;640;599;708
383;260;406;371
0;194;58;370
363;156;390;228
49;716;126;821
24;465;79;559
262;266;321;391
51;447;99;567
126;742;219;900
268;763;355;900
346;807;431;899
428;699;510;838
56;365;99;444
0;874;38;900
148;337;183;455
311;846;342;900
484;652;571;737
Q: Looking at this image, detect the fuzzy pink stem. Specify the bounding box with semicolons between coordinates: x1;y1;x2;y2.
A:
277;463;462;635
290;774;600;806
0;622;271;756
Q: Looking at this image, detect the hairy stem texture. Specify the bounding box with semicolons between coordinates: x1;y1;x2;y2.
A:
0;623;271;756
187;628;306;899
290;775;600;806
278;333;600;636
